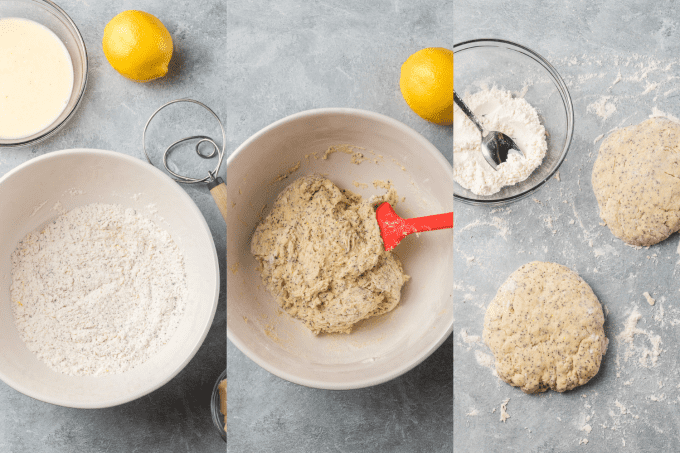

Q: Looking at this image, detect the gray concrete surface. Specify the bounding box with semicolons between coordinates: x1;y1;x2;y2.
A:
0;1;226;452
226;1;453;452
454;1;680;452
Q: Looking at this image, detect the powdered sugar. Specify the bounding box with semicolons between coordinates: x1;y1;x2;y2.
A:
453;86;548;195
10;203;187;376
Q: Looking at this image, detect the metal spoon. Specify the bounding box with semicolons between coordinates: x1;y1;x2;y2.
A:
454;90;524;171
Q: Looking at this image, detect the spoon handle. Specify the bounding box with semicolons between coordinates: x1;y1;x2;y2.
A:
454;91;484;134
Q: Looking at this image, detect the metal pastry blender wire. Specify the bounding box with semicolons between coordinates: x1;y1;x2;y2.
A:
143;99;226;222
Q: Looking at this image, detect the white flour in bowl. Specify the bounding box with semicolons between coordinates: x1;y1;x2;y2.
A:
10;203;187;376
454;86;547;196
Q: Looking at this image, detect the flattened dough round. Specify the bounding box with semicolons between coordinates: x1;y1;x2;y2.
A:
483;262;608;394
592;117;680;246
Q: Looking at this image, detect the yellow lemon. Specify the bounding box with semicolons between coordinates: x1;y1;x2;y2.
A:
400;47;453;125
103;10;173;82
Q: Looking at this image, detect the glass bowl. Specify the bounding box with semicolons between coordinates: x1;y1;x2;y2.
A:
211;369;226;442
454;39;574;205
0;0;88;148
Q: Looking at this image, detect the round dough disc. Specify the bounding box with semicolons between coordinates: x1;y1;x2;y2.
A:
592;117;680;247
483;261;608;394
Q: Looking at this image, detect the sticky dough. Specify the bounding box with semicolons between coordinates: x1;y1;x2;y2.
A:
250;175;409;334
483;261;608;394
592;117;680;246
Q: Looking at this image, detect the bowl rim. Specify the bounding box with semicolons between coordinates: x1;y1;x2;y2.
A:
226;107;453;390
453;38;575;206
211;369;227;441
0;0;89;148
0;149;220;408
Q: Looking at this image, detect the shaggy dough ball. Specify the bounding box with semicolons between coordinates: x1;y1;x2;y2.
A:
483;262;608;394
592;117;680;246
251;175;409;334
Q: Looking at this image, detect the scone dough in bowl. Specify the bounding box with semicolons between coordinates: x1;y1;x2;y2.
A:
251;175;409;335
592;117;680;247
483;261;608;394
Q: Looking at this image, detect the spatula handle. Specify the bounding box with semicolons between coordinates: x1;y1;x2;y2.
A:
404;212;453;233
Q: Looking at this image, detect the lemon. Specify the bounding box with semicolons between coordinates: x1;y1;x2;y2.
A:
103;10;173;82
399;47;453;125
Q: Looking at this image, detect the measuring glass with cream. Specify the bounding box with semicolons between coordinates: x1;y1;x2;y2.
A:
0;18;74;139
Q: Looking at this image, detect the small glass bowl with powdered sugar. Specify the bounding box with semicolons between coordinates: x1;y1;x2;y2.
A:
454;39;574;205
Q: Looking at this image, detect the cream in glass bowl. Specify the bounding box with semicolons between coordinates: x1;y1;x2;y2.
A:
0;17;74;139
0;0;87;148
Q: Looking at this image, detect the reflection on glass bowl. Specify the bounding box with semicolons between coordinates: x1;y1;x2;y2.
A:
211;369;226;442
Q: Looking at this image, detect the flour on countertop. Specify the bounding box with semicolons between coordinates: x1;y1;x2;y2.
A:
614;400;627;415
474;350;497;376
453;86;547;196
459;216;509;238
550;53;680;136
617;307;662;369
500;398;510;422
587;95;617;120
10;203;187;376
460;329;481;347
654;297;666;326
650;107;680;123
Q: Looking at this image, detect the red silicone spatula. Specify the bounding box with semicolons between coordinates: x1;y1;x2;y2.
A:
375;202;454;251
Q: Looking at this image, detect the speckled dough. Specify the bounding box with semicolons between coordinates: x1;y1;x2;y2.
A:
483;262;608;394
592;117;680;246
250;175;409;334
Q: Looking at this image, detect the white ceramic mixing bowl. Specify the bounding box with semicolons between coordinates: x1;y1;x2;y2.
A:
227;108;453;390
0;149;219;408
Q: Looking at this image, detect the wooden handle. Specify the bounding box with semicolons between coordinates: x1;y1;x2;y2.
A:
209;179;227;222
